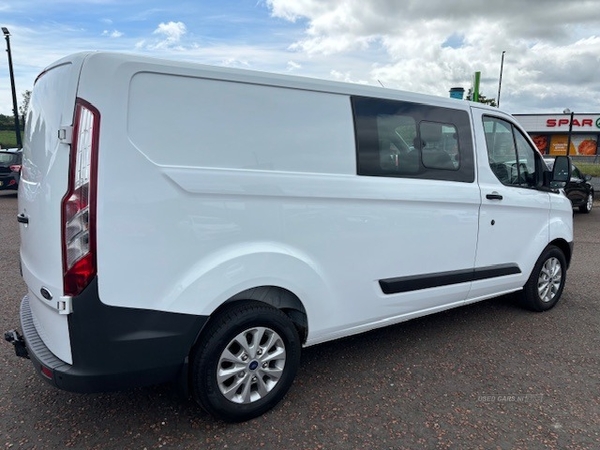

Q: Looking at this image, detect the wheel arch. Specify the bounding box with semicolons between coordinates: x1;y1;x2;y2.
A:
192;285;309;352
225;286;308;344
549;238;573;269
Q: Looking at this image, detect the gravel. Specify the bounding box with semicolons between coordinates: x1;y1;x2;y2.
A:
1;190;599;449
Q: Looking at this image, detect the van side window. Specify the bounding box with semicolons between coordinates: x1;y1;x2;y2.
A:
420;121;459;170
483;116;539;188
353;97;475;182
376;114;419;174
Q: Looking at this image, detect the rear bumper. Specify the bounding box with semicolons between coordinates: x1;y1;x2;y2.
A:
19;278;208;393
19;295;73;382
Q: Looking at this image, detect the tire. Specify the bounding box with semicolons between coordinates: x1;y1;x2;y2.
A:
521;245;567;312
191;302;301;422
579;193;593;213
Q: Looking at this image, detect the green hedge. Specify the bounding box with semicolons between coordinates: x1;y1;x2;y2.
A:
576;163;600;177
0;130;20;149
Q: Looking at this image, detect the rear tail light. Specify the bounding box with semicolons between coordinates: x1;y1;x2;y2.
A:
61;99;100;297
9;164;21;172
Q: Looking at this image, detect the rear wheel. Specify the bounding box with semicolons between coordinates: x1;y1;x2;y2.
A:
579;192;593;213
521;245;567;311
191;302;301;422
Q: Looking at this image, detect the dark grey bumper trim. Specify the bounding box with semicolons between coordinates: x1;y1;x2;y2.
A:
20;295;72;382
18;278;209;393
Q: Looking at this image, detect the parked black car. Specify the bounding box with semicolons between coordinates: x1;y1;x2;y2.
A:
0;148;22;191
545;158;594;213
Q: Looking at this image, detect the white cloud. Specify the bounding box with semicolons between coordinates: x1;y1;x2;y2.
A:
132;21;189;51
266;0;600;112
102;29;123;38
286;60;301;71
152;21;186;46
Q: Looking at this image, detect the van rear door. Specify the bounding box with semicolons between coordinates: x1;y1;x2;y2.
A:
18;54;87;364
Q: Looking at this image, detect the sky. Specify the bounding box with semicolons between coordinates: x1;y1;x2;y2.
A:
1;0;600;117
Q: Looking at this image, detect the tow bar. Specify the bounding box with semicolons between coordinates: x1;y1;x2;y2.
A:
4;330;29;359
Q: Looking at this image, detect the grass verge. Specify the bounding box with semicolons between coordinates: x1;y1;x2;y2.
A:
576;163;600;177
0;130;19;149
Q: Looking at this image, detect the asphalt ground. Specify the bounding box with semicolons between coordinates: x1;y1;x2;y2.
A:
1;190;599;449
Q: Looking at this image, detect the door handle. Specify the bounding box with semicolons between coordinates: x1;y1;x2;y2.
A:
17;213;29;224
486;193;503;200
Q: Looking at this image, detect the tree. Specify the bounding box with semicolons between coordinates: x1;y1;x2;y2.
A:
19;90;31;118
465;87;497;107
0;114;14;130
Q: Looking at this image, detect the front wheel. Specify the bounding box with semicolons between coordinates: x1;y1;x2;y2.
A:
579;192;593;213
191;302;301;422
521;245;567;311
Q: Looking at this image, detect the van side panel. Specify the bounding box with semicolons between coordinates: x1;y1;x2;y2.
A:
157;169;482;343
70;59;482;343
127;73;357;174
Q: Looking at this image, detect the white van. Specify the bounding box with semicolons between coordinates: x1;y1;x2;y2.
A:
6;52;573;422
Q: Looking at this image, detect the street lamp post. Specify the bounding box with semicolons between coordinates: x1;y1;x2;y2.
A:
563;108;574;156
497;51;506;108
2;27;22;149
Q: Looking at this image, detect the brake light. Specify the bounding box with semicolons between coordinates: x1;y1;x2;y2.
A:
62;99;99;297
9;164;21;172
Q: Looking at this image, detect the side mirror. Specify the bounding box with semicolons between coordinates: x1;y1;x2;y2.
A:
584;174;592;182
551;156;571;184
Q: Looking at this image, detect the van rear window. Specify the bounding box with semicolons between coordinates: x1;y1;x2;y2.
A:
352;97;474;182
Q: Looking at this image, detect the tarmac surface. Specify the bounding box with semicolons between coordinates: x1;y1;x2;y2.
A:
1;190;599;449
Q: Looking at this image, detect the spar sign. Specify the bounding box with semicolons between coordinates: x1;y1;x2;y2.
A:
545;116;600;129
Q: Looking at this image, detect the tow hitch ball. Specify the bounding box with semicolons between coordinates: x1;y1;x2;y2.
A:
4;330;29;359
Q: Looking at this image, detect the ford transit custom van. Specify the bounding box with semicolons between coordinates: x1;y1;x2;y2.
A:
6;52;573;422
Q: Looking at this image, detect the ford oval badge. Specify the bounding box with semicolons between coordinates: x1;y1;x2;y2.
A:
40;287;53;300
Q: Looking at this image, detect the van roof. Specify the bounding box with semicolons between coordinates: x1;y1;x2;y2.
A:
45;51;501;114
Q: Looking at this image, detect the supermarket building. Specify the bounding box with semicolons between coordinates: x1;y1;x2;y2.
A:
513;113;600;160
